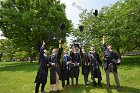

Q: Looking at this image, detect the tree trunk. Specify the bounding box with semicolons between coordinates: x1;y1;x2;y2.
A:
0;53;3;62
28;52;33;63
30;56;33;62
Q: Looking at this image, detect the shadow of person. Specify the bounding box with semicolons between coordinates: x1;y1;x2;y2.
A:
104;84;140;93
91;82;113;93
107;85;140;93
61;82;140;93
61;84;92;93
62;82;105;93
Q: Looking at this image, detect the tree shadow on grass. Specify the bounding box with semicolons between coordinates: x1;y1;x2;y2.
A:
118;56;140;70
0;62;38;72
121;56;140;66
61;82;140;93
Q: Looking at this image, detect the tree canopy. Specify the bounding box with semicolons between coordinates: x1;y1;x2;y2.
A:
72;0;140;55
0;0;72;61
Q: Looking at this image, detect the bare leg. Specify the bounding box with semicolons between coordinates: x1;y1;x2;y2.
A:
55;72;59;91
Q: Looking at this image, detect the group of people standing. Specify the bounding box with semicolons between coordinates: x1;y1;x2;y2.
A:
34;37;121;93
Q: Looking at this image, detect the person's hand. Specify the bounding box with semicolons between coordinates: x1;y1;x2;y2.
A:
69;49;72;52
59;39;62;44
47;64;50;66
67;61;72;64
51;63;56;66
79;43;82;48
72;48;74;52
117;59;121;63
43;41;45;45
102;36;105;44
78;63;80;66
59;39;62;48
117;59;121;66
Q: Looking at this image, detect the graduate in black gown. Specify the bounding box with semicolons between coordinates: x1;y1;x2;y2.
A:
88;47;102;87
102;36;121;91
62;50;72;88
34;42;49;93
49;39;63;93
80;48;90;87
70;47;81;85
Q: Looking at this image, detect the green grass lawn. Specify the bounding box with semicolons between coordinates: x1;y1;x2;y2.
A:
0;56;140;93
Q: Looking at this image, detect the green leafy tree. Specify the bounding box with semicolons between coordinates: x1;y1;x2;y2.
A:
0;39;15;61
0;0;72;62
73;0;140;57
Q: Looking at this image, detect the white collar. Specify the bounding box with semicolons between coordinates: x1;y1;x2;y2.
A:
44;54;47;57
52;53;57;55
89;51;95;53
109;49;113;51
74;51;77;53
64;54;68;56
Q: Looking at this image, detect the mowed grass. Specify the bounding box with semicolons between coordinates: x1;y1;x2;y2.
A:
0;56;140;93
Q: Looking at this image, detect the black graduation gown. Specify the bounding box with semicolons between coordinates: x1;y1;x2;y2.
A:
38;45;45;64
70;51;81;78
80;48;90;75
88;52;102;81
62;55;71;80
102;43;120;72
49;47;63;84
34;55;49;84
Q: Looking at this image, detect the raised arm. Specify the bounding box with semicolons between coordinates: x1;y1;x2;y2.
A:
57;39;63;59
49;56;53;66
39;41;46;63
80;47;84;57
40;41;45;52
59;39;62;48
62;56;67;67
96;53;102;66
77;53;81;66
70;48;74;58
102;36;107;51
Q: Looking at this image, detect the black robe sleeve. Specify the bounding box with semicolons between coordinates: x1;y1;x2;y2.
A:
38;45;45;63
80;48;84;57
62;56;71;67
62;57;67;67
102;43;107;51
49;56;52;66
57;47;63;59
70;51;73;58
96;53;102;66
112;52;121;66
57;47;63;70
80;48;84;66
40;56;49;71
78;53;81;66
